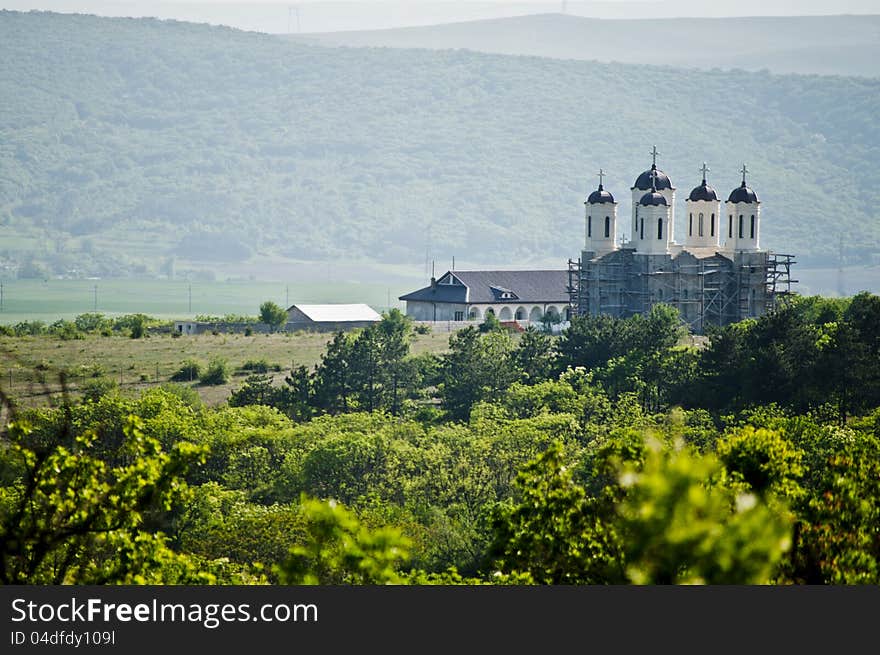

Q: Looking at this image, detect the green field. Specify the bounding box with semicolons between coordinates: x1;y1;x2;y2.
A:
0;278;417;324
0;329;452;407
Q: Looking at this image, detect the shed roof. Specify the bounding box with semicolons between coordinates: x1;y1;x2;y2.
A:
287;303;381;322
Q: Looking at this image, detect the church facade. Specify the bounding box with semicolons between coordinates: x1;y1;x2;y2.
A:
569;148;795;332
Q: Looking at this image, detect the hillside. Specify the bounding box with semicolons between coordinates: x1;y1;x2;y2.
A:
1;10;879;282
290;13;880;78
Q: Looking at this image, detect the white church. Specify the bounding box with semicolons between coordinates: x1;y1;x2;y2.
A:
572;146;794;331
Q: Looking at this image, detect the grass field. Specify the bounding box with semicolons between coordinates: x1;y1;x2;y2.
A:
0;329;452;408
0;278;417;324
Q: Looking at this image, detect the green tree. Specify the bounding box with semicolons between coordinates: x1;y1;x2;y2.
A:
0;415;207;584
440;327;517;421
259;301;288;331
275;497;410;585
512;326;555;384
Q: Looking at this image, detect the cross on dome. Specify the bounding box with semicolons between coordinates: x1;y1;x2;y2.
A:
700;162;710;183
650;145;660;169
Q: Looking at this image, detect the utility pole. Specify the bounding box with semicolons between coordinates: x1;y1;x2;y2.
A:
188;284;192;313
93;284;97;312
286;285;289;308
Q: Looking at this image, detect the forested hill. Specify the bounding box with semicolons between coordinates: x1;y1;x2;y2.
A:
1;11;878;279
291;13;880;78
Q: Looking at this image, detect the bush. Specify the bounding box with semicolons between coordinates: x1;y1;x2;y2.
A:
49;319;83;340
13;320;46;336
157;382;203;409
81;377;118;403
241;359;281;374
200;358;230;386
414;323;431;335
171;359;202;382
74;313;111;333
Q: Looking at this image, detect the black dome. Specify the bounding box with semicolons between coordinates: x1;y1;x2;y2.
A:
586;185;615;204
688;180;718;202
633;165;672;191
728;181;759;204
639;190;668;206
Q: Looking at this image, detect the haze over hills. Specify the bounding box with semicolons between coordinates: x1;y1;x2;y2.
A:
2;0;880;34
290;13;880;78
1;11;878;286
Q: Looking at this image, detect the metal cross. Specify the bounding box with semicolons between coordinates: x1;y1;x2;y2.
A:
650;145;660;167
741;163;749;184
597;168;605;187
700;162;710;182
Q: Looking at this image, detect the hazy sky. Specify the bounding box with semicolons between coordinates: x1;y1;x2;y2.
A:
3;0;879;33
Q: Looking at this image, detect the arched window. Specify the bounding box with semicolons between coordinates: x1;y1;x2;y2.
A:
587;216;592;238
657;217;663;240
711;213;715;237
689;212;693;236
699;213;704;237
750;215;755;239
640;217;644;240
739;215;744;239
728;215;733;238
604;216;610;238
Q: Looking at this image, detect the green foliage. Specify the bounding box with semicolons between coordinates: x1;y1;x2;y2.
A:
49;319;83;340
171;359;202;382
74;313;112;333
199;358;230;386
490;442;625;584
440;327;517;420
275;497;410;585
788;432;880;584
241;358;281;374
80;376;119;403
618;440;792;584
479;312;502;333
259;301;288;330
0;415;207;583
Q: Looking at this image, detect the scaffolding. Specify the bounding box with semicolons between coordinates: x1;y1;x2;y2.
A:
568;249;798;333
766;252;798;312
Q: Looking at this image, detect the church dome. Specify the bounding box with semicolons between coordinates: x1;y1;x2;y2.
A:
728;181;759;204
633;165;672;191
688;180;718;202
586;185;615;204
639;190;668;206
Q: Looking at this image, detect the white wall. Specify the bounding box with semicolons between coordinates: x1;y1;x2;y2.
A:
683;199;722;250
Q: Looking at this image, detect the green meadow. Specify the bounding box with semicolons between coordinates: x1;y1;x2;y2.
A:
0;278;413;324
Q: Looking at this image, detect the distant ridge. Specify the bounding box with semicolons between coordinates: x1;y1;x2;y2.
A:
1;10;878;282
288;13;880;78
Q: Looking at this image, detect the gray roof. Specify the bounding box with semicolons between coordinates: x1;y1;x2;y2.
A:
400;270;569;304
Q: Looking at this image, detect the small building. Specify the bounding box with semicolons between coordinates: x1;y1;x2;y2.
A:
399;270;570;323
285;303;382;331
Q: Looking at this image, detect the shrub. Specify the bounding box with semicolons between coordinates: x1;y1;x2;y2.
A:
241;359;282;374
414;323;431;335
200;358;230;386
49;319;83;340
81;377;118;403
171;359;202;382
74;313;111;333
